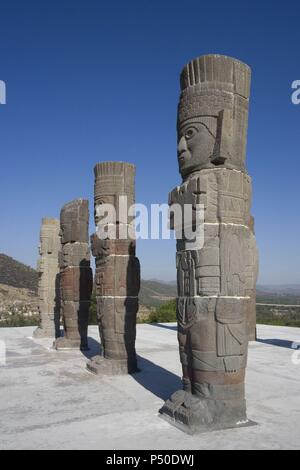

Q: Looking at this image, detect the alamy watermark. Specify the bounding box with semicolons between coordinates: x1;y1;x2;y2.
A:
291;80;300;105
0;80;6;104
95;197;205;247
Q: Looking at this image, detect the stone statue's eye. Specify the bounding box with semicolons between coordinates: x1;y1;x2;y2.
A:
185;128;195;139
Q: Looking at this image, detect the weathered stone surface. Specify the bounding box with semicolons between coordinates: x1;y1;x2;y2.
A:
39;218;61;255
94;256;140;297
54;199;92;351
87;297;139;374
87;162;140;375
160;389;251;435
159;54;259;434
169;169;252;226
55;301;90;350
59;242;90;268
178;55;251;175
60;199;89;244
94;161;135;225
91;234;136;257
247;218;258;340
60;267;93;302
219;224;258;296
247;291;257;341
33;218;60;338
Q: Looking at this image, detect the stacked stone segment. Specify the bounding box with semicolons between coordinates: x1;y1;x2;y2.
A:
33;218;61;338
159;55;259;433
87;162;140;375
54;199;93;350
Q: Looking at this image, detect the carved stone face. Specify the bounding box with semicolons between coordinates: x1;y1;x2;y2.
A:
40;229;54;255
177;119;216;177
39;220;60;255
60;201;89;244
94;195;116;224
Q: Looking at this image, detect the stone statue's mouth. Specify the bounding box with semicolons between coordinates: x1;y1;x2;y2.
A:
178;152;187;162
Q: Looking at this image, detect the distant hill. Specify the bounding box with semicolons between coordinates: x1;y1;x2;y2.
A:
256;285;300;305
139;281;300;307
0;253;178;308
257;284;300;295
0;283;39;311
0;252;299;307
139;280;177;307
0;254;38;293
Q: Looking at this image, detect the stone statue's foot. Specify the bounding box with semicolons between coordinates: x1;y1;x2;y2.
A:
53;336;89;351
33;327;55;339
86;355;138;376
159;390;254;434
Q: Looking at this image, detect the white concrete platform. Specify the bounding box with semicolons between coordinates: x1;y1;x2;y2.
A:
0;324;299;450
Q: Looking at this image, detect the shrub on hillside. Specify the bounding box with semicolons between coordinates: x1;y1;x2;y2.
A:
0;313;40;327
146;299;177;323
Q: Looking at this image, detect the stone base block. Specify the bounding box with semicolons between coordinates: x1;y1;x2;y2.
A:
159;390;255;435
53;336;89;351
86;354;138;376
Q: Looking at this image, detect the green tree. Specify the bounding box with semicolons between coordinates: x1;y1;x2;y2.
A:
146;299;177;323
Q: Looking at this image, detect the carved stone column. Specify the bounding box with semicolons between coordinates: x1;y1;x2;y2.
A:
33;218;60;338
87;162;140;375
159;55;259;433
54;199;93;350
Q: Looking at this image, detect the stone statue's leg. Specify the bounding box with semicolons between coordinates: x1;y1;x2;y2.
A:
177;325;192;392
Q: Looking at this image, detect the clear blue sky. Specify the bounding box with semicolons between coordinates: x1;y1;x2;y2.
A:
0;0;299;285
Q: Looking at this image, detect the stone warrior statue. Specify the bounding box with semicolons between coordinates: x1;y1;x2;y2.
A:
54;199;93;350
87;162;140;375
159;54;259;433
33;218;61;338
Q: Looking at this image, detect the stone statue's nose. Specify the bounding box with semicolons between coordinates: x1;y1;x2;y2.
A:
178;136;187;154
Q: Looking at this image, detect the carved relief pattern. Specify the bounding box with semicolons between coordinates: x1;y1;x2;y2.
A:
87;162;140;375
33;218;61;338
160;55;259;432
55;199;93;350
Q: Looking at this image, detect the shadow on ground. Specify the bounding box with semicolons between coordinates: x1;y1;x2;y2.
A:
150;323;177;332
80;337;102;359
132;355;181;401
257;338;299;349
